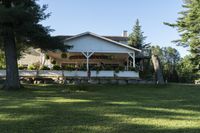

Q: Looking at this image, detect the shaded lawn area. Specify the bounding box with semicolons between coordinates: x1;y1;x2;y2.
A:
0;84;200;133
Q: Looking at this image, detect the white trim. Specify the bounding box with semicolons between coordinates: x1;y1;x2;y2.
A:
68;50;135;54
65;32;141;52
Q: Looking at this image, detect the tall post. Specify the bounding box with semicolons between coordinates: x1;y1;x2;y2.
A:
127;57;129;71
82;52;94;71
86;56;89;71
128;52;135;68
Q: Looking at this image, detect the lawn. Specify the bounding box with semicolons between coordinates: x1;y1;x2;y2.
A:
0;84;200;133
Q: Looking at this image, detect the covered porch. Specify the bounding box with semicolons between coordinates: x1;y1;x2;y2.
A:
46;32;141;78
47;51;137;71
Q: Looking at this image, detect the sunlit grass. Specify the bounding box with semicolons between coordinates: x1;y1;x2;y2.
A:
0;84;200;133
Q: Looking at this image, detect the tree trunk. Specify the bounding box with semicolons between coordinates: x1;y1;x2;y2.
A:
151;55;165;84
1;0;20;90
3;28;20;90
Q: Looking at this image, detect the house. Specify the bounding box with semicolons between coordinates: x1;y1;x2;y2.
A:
18;31;150;79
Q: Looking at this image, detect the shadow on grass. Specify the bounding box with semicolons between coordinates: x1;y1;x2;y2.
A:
0;84;200;133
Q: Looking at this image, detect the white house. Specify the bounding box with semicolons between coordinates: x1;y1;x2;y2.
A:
18;31;144;79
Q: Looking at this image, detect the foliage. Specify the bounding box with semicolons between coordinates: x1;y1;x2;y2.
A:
0;0;68;51
0;50;5;69
129;66;138;72
28;63;40;70
164;0;200;75
151;46;181;82
28;65;37;70
40;65;50;70
79;65;87;71
177;55;197;82
51;60;56;65
18;65;25;70
128;19;149;49
62;66;76;71
52;65;61;70
114;66;124;73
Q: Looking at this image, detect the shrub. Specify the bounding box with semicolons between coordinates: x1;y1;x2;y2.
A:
129;67;138;71
114;66;124;73
104;65;113;70
52;65;61;70
18;65;25;70
40;66;50;70
28;65;37;70
79;65;87;71
51;60;56;65
63;66;76;71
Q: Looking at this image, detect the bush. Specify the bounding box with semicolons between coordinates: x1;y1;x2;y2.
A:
28;65;37;70
91;66;102;71
79;65;87;71
129;67;138;72
51;60;56;65
40;66;50;70
52;65;61;70
114;66;124;73
104;65;113;70
18;65;25;70
63;66;76;71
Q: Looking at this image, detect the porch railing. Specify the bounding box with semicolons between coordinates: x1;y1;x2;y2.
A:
0;70;139;78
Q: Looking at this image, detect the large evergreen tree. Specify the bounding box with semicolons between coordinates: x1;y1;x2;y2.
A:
164;0;200;75
128;19;149;49
0;0;67;90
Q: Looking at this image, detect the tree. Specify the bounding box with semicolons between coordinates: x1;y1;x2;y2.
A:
151;55;165;84
177;55;196;82
0;50;5;69
151;46;181;82
128;19;149;49
0;0;67;90
164;0;200;75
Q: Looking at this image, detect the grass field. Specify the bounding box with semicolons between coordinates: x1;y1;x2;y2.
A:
0;84;200;133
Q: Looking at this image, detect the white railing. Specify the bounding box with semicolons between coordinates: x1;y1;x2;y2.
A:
0;70;139;78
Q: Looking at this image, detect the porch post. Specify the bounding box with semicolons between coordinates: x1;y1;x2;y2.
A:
82;52;94;71
127;57;129;71
128;52;135;68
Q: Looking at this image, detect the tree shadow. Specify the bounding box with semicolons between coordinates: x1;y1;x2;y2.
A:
0;84;200;133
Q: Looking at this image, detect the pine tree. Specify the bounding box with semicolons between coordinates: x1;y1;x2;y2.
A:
128;19;148;49
164;0;200;75
0;0;67;90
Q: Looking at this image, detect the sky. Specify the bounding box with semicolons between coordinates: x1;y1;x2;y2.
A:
38;0;189;57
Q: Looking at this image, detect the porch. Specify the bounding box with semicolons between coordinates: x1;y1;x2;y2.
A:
45;32;141;77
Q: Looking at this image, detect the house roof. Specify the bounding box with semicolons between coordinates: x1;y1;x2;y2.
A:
55;34;128;43
56;32;141;52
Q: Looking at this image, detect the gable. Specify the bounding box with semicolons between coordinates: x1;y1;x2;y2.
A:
65;34;137;53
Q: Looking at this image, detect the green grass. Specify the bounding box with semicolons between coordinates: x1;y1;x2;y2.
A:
0;84;200;133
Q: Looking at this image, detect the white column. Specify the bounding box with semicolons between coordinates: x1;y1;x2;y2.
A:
126;57;129;71
82;52;94;71
128;52;135;68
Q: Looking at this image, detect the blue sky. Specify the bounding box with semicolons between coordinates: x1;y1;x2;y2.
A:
38;0;189;57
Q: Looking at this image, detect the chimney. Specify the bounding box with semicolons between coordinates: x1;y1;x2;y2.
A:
122;30;128;37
